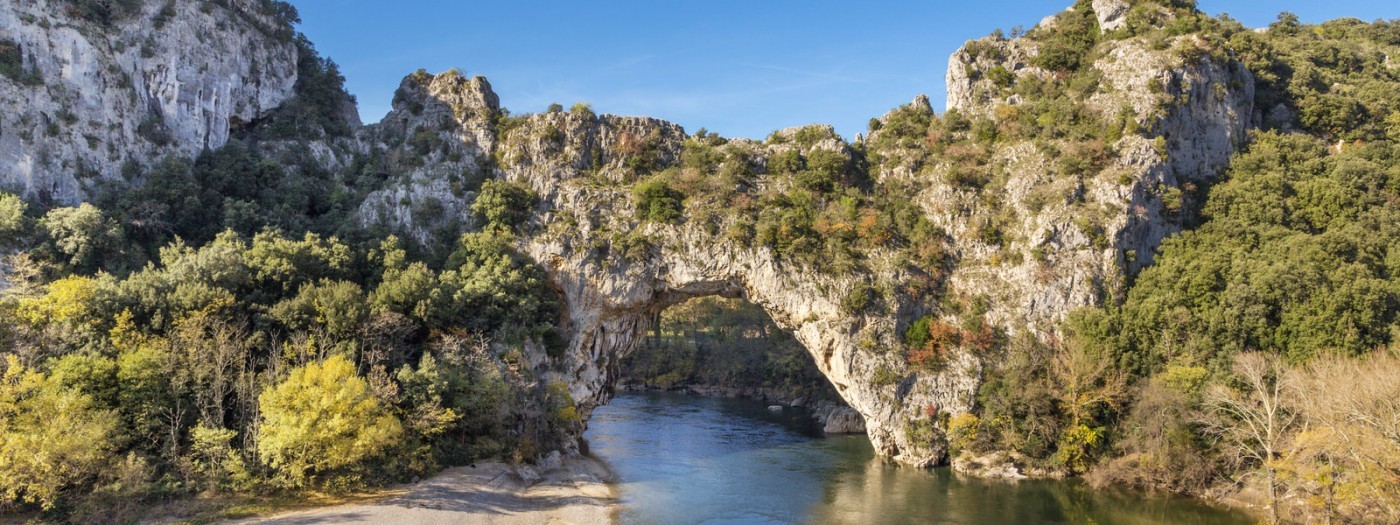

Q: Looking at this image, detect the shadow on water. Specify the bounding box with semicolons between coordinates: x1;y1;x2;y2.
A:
586;391;1255;525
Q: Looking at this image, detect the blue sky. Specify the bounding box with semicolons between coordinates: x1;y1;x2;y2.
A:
292;1;1396;140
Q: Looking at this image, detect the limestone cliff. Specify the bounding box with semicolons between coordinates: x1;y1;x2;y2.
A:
0;0;299;203
354;71;501;247
938;4;1252;333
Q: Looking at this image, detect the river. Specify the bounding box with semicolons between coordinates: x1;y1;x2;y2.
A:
585;392;1254;525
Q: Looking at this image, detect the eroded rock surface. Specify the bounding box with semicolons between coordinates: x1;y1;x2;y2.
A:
0;0;298;203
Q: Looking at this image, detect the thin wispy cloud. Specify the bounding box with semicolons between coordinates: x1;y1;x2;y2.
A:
600;54;658;72
744;63;866;84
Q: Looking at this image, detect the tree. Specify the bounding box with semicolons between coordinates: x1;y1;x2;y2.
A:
471;179;538;233
40;203;125;274
438;232;559;335
0;192;28;247
798;149;852;193
1050;337;1126;473
1204;352;1296;525
633;178;685;224
1281;351;1400;523
1269;12;1302;35
371;261;441;324
0;356;118;511
271;280;369;339
171;304;248;427
257;356;402;487
244;231;351;297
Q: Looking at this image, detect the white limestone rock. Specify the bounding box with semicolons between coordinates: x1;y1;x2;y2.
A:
0;0;298;203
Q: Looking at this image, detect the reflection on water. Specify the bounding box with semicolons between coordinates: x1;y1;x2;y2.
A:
585;392;1253;525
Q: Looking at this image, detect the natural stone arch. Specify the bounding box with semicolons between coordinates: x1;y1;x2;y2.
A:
521;206;981;466
491;114;982;466
359;13;1254;464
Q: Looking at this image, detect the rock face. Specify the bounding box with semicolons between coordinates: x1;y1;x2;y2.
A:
936;18;1251;333
0;0;299;203
354;72;501;248
1092;0;1132;32
452;107;979;465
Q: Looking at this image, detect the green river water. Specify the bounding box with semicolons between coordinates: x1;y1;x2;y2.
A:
585;392;1255;525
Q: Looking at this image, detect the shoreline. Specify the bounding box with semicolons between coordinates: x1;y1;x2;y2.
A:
221;456;620;525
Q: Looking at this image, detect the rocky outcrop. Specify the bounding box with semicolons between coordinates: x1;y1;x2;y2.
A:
814;401;867;434
463;107;980;465
1092;0;1132;32
952;451;1064;479
0;0;299;203
354;72;501;247
930;16;1251;334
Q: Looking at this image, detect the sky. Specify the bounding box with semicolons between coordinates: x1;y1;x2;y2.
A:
291;1;1396;140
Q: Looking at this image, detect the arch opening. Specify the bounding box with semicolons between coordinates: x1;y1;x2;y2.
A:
614;296;865;433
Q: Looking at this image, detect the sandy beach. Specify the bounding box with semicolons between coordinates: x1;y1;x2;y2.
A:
225;457;618;525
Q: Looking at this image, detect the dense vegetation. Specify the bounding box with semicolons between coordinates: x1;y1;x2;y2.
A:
620;297;838;402
0;4;564;521
0;189;567;518
613;125;949;315
938;5;1400;523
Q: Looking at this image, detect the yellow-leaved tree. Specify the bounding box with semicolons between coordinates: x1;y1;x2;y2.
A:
0;356;118;510
257;355;402;487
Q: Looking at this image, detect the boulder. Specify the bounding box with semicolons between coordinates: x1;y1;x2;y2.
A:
1092;0;1132;32
822;407;867;434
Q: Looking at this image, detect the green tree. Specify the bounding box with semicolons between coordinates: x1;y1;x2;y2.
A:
40;203;125;274
245;231;352;297
471;179;538;233
437;232;559;336
372;261;441;323
633;178;685;224
0;192;28;247
272;280;369;339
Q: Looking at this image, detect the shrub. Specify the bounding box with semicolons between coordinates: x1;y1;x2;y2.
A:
1030;1;1101;72
0;39;40;85
633;177;685;224
947;412;982;454
767;150;805;175
904;315;961;370
471;179;538;233
986;65;1015;88
62;0;143;25
841;284;874;314
0;356;118;510
257;356;403;487
569;102;595;119
800;149;851;193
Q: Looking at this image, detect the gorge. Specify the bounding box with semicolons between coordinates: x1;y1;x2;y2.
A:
2;0;1251;465
1;0;1396;523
